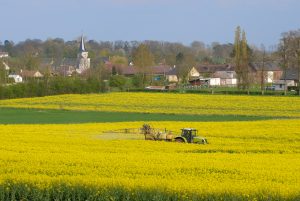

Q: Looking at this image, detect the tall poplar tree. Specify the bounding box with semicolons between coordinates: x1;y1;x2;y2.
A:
0;61;5;84
241;31;250;91
234;26;242;89
234;26;250;90
296;39;300;96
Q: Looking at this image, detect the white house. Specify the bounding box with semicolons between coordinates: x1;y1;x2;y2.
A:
8;74;23;83
166;67;179;82
272;80;295;91
0;52;9;58
166;74;178;82
213;71;237;86
209;78;221;86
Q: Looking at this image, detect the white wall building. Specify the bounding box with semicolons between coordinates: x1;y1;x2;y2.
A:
0;52;9;58
8;74;23;83
267;71;274;83
209;78;221;86
272;80;295;91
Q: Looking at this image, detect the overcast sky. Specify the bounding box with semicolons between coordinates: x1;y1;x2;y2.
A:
0;0;299;47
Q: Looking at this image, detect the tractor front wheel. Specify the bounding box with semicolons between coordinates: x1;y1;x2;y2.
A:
175;138;184;143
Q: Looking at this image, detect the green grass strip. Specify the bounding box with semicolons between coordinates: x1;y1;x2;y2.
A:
0;108;287;124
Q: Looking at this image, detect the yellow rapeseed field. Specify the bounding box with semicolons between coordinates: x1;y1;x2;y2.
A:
0;120;299;200
1;93;300;200
1;92;300;117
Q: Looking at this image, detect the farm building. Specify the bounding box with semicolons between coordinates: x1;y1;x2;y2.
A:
8;74;23;83
271;80;295;91
165;67;178;82
280;68;299;85
189;78;221;86
107;65;172;79
0;52;9;58
20;70;44;80
250;62;283;84
166;66;208;83
213;71;237;86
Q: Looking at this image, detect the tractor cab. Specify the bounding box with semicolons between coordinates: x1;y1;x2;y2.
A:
179;128;208;144
181;128;197;143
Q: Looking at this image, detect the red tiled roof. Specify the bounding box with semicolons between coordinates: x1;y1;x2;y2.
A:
150;65;172;74
105;64;172;75
121;66;137;75
20;70;43;77
123;65;171;75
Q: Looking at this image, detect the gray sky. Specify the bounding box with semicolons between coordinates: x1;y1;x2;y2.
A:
1;0;299;47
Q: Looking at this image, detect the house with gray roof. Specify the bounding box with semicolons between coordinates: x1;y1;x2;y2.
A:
281;68;299;82
280;68;299;88
250;62;283;83
263;68;299;91
166;67;178;82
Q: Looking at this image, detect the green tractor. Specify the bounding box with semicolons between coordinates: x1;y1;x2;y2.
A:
174;128;208;144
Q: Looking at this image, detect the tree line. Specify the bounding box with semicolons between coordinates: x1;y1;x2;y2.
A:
0;27;299;98
0;38;235;71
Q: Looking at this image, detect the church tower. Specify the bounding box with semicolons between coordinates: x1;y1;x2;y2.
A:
77;35;90;73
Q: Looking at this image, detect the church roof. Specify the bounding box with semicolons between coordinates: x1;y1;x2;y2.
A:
79;35;86;52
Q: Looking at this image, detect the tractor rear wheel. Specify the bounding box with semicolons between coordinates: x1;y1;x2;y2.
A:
175;138;184;143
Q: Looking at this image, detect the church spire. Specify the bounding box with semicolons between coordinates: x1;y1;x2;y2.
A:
79;35;86;52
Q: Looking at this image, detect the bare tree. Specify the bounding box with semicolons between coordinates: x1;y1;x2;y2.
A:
279;30;300;95
259;45;267;94
132;44;154;86
278;38;289;95
174;51;197;85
